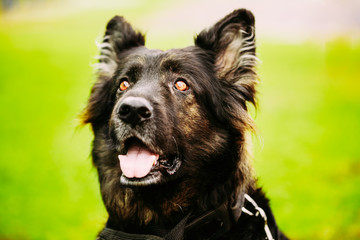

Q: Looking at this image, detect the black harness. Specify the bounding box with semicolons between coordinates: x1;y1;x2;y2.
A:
96;192;274;240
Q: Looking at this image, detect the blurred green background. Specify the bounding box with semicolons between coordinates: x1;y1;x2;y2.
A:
0;0;359;239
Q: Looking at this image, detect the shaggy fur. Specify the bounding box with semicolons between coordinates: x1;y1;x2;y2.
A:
82;9;288;240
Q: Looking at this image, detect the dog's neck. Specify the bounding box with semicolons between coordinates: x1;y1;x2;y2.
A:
105;170;253;235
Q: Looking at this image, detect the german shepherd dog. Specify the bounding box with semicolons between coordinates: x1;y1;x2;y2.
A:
82;9;288;240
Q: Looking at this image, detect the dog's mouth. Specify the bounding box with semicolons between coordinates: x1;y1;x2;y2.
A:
118;138;181;186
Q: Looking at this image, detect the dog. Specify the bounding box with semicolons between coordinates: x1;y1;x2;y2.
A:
82;9;288;240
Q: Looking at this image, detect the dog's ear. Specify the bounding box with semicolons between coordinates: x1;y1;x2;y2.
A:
82;17;144;125
195;9;257;105
95;16;145;77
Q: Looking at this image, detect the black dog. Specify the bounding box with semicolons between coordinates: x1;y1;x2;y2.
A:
82;9;288;240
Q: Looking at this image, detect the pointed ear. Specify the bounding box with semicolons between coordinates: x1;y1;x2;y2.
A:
95;16;145;77
82;16;145;125
195;9;257;102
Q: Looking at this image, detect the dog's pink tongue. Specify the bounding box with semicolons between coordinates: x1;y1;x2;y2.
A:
118;144;159;178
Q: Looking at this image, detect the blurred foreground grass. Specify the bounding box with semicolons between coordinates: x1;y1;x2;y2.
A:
0;2;359;240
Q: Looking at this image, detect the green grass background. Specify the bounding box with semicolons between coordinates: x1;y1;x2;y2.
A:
0;1;359;239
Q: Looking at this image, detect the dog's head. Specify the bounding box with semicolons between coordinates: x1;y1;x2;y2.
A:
82;9;257;224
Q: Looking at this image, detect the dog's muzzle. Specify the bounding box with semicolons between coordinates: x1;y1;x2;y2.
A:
113;96;182;186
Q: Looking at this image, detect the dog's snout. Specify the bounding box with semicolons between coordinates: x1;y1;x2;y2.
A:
118;97;153;125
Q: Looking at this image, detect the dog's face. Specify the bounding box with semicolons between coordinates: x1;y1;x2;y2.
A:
110;46;228;186
83;9;257;224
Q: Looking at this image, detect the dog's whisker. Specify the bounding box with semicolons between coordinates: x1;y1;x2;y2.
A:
172;136;180;159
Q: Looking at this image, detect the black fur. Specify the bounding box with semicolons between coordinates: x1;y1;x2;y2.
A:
82;9;288;240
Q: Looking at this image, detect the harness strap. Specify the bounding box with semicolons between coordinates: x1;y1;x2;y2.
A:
231;190;246;222
242;194;275;240
184;202;231;240
164;212;191;240
97;192;273;240
97;227;163;240
97;213;191;240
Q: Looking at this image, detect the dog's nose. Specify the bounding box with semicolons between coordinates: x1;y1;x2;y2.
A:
118;97;153;125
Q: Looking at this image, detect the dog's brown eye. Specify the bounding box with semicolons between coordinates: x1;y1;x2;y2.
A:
175;79;189;91
119;79;130;91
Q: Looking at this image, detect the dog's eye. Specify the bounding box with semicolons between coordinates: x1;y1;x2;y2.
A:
119;79;130;91
174;79;189;91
